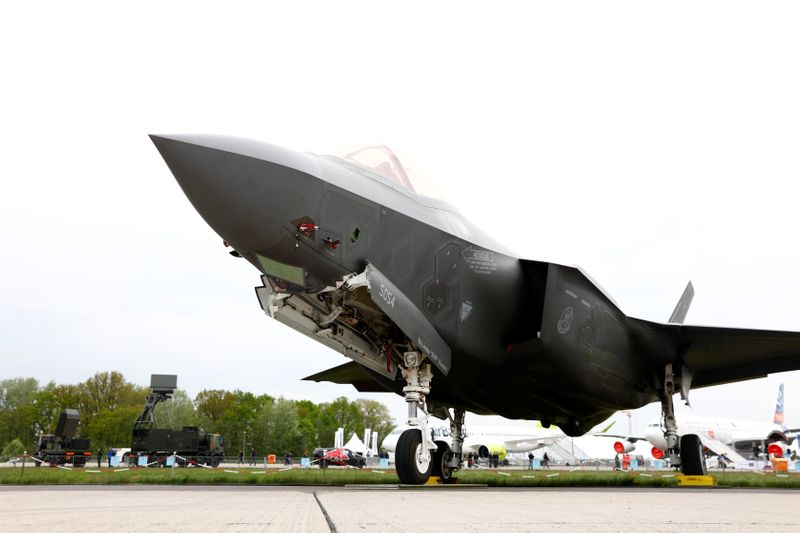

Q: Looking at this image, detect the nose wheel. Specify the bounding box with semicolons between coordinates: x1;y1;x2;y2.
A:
396;429;433;484
394;353;437;484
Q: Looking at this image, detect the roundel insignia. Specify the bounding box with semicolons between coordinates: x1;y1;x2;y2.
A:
557;306;574;334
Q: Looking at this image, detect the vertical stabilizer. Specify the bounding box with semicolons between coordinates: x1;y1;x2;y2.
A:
774;383;785;425
668;282;694;324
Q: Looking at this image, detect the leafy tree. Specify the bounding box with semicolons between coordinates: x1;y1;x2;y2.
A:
86;406;141;451
80;371;147;426
194;389;237;424
197;390;272;456
0;372;398;460
255;397;300;456
0;378;40;449
0;438;26;461
319;397;364;447
152;389;196;429
295;400;321;453
30;382;64;436
356;399;395;445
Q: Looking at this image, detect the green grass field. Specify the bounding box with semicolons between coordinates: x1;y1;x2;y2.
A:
3;466;800;488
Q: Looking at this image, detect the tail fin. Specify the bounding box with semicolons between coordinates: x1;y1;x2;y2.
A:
774;383;785;425
668;282;694;324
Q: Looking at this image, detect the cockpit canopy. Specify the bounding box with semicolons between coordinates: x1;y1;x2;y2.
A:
340;145;444;202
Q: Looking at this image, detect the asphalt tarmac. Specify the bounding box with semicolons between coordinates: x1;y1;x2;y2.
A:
2;485;798;532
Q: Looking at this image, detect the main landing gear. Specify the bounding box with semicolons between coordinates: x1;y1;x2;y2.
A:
394;352;465;484
661;364;707;476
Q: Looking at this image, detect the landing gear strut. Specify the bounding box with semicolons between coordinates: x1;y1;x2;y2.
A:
395;352;436;484
433;408;465;481
661;364;707;475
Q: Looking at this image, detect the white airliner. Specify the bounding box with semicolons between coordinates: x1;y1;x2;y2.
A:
611;384;797;462
382;422;577;462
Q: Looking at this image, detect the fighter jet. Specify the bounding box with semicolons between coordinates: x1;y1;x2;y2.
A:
151;134;800;483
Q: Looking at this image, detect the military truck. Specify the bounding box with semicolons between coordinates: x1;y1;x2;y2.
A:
130;374;224;466
34;409;92;466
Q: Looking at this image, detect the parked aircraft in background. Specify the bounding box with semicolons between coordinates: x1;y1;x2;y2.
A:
152;134;800;483
611;384;798;462
382;422;572;462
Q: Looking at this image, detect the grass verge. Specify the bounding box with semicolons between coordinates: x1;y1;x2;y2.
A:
2;467;799;488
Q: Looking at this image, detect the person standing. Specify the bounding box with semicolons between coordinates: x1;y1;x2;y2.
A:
528;452;534;470
238;450;243;464
250;448;256;466
542;452;550;469
107;448;113;467
96;449;101;468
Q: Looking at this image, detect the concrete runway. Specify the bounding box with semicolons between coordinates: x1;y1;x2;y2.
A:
2;485;799;532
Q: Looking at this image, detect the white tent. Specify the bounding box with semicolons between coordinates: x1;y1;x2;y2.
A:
344;433;366;454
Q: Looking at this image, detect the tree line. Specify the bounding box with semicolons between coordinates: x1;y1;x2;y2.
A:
0;372;395;459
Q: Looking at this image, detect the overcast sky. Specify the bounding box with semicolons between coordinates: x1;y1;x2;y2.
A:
1;2;799;439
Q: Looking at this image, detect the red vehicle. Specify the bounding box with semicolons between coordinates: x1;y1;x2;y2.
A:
313;447;366;468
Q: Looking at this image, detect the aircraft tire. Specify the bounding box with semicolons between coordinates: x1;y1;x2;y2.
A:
432;441;453;480
396;430;432;485
679;434;707;475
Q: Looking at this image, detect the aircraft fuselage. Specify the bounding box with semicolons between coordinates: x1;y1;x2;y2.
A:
153;135;678;435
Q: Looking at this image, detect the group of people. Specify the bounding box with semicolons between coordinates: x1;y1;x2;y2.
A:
527;452;549;470
95;448;114;468
237;448;259;465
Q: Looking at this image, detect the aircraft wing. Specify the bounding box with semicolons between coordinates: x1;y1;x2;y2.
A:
303;361;391;393
681;325;800;388
595;434;648;442
636;320;800;389
696;433;747;463
502;436;562;447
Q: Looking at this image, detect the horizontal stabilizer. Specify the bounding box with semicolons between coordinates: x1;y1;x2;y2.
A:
303;361;390;393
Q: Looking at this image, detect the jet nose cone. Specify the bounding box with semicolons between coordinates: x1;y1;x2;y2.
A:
150;134;297;251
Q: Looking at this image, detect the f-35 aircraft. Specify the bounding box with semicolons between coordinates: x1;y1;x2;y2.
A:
151;134;800;484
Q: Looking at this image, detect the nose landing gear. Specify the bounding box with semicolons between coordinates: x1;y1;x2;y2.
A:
394;353;467;484
395;352;436;484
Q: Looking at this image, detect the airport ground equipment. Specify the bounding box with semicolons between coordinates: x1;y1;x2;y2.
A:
131;374;224;466
33;408;91;466
152;134;800;484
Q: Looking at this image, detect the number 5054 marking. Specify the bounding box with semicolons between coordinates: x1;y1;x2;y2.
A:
379;284;396;309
